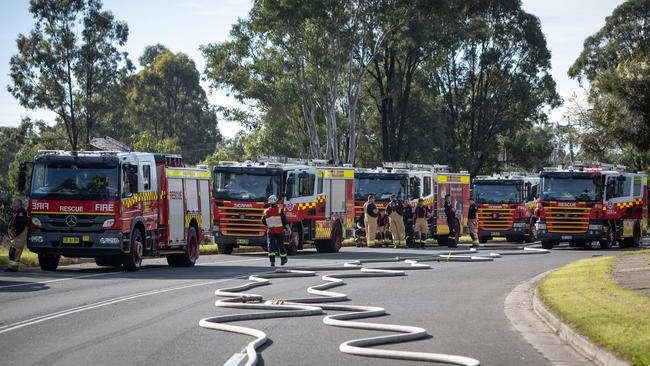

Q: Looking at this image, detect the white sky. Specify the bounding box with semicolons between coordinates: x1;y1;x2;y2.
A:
0;0;623;139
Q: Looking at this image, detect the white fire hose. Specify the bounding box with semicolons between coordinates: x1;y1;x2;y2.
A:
199;247;548;366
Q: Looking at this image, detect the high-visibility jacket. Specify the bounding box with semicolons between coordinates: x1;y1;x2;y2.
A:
263;205;286;234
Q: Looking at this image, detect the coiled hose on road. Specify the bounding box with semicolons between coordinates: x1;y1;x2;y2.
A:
199;247;549;366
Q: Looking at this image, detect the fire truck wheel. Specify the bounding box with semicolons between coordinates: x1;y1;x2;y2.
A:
601;225;614;249
217;244;234;255
329;222;343;253
38;253;60;271
94;256;122;267
286;224;301;256
123;228;144;271
478;236;489;244
541;241;555;250
168;227;199;267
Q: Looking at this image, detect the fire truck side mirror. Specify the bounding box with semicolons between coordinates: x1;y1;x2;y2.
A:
17;163;27;192
285;175;295;200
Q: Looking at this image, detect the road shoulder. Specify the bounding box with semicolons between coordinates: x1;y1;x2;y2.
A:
504;271;592;366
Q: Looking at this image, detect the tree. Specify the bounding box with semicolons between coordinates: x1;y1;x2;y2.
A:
568;0;650;171
8;0;131;151
427;0;560;175
128;48;220;163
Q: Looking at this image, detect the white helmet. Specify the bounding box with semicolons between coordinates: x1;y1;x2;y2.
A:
267;195;278;204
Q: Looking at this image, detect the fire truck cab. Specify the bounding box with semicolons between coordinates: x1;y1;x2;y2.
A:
536;163;647;249
20;150;211;271
354;166;410;221
212;157;355;254
472;174;539;244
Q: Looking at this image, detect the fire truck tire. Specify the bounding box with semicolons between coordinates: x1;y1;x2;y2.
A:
94;256;122;267
478;236;489;244
541;241;555;250
168;227;199;267
123;228;144;271
38;253;60;271
217;244;234;255
329;222;343;253
601;224;614;249
286;224;302;256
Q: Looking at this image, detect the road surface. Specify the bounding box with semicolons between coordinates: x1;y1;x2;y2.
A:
0;243;644;365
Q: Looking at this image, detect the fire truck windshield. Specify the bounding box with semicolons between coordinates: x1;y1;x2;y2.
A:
30;163;119;200
214;171;280;202
474;183;522;204
354;177;407;201
540;176;602;202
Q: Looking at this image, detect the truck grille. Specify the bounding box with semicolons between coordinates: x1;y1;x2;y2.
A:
545;206;590;233
216;206;266;237
477;208;514;231
39;214;107;232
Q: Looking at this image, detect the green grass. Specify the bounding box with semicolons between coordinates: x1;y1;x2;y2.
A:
539;255;650;366
0;244;83;268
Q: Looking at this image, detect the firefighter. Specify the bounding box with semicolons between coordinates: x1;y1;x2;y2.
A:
355;214;366;247
4;198;29;272
262;195;291;267
468;198;479;248
363;194;379;247
402;198;415;248
414;198;429;249
386;194;405;248
444;194;457;241
376;211;389;245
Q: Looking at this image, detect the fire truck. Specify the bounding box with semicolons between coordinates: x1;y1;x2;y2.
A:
536;163;647;249
353;167;409;221
388;163;471;246
19;149;212;271
472;174;540;243
212;157;355;254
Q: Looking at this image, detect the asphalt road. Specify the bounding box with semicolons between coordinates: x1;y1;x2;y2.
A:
0;242;646;366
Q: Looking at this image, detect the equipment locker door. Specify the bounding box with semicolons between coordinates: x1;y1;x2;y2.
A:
199;179;211;232
168;178;185;244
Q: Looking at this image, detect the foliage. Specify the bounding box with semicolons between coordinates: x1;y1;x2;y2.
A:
568;0;650;172
8;0;132;151
127;49;220;163
131;130;181;155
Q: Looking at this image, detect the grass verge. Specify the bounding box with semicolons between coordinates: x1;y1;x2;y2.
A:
0;244;85;268
538;254;650;366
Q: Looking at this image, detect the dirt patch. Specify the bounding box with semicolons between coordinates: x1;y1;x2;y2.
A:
612;252;650;297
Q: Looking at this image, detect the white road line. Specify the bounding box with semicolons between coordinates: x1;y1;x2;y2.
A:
0;257;265;290
0;253;351;334
0;274;254;335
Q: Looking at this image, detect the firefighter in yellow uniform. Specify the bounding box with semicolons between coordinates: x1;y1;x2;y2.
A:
363;194;379;247
4;199;29;272
414;198;430;249
386;195;405;248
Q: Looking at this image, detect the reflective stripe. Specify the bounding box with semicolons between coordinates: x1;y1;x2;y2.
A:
268;252;277;256
280;254;287;257
266;216;283;228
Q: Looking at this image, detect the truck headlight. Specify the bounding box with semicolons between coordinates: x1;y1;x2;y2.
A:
588;224;602;231
536;223;546;230
31;217;42;227
102;219;115;228
29;235;44;243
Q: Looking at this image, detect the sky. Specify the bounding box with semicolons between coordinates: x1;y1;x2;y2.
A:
0;0;624;139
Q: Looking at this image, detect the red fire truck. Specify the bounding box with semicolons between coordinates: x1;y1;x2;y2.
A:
472;174;539;243
536;163;647;249
398;163;471;246
19;150;212;271
212;157;355;254
353;167;409;221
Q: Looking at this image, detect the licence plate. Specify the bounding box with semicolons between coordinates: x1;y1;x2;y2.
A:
491;232;500;236
236;239;249;245
62;237;80;244
561;236;573;240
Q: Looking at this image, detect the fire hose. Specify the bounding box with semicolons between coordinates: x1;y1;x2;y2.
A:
199;247;548;366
